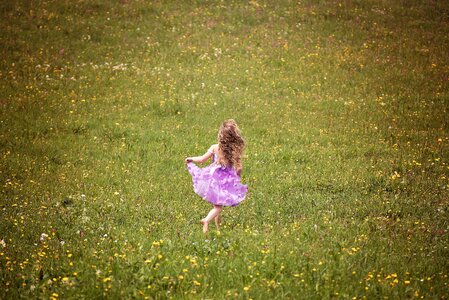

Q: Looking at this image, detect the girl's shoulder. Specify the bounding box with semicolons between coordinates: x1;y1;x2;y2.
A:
207;144;218;154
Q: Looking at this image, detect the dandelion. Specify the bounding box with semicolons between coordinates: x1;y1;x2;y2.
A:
391;171;401;180
193;280;201;286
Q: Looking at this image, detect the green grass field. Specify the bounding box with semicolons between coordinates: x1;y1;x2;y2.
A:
1;0;448;298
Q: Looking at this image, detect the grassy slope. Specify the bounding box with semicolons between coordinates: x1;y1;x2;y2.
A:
1;0;448;298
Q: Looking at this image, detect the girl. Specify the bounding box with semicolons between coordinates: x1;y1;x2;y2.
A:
185;119;247;234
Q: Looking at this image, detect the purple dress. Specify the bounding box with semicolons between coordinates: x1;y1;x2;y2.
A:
187;153;247;207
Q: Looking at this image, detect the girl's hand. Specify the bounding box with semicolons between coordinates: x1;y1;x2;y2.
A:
185;157;193;164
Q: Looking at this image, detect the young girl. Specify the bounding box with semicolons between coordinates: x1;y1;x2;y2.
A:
185;119;247;234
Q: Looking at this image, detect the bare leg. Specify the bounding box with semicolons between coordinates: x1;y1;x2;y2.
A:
200;219;208;234
201;205;223;234
214;215;221;230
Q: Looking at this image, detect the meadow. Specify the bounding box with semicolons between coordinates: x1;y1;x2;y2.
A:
1;0;448;298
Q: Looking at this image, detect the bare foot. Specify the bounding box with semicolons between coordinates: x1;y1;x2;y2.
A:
214;215;221;230
200;219;208;234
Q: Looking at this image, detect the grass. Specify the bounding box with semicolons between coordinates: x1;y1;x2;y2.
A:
1;0;448;298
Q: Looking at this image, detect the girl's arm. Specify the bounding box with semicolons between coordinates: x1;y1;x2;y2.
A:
236;166;242;177
185;145;215;164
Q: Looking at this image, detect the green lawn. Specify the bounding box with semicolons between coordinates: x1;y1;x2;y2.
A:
1;0;448;298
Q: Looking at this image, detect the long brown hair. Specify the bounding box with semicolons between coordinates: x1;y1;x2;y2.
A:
217;119;245;170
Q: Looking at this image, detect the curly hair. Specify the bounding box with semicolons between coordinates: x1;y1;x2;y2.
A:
217;119;245;170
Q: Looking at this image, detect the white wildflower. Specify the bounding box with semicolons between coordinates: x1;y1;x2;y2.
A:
40;233;48;241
